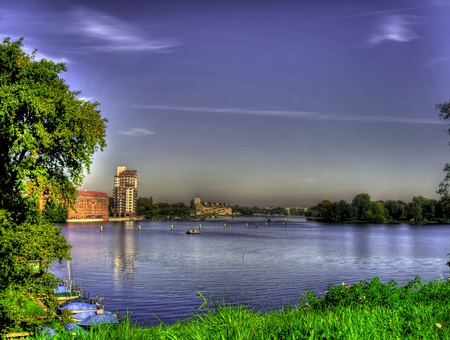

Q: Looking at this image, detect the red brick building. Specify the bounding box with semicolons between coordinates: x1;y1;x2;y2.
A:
68;190;110;219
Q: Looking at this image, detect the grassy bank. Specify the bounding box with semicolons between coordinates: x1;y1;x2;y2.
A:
27;276;450;339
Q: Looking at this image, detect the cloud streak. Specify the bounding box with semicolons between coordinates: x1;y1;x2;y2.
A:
341;4;441;18
368;14;419;45
120;128;156;137
70;8;177;53
134;105;441;125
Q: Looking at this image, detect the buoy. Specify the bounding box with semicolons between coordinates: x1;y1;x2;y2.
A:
265;222;268;227
224;223;226;228
138;225;141;231
100;226;103;232
171;224;174;231
199;224;202;229
255;223;258;228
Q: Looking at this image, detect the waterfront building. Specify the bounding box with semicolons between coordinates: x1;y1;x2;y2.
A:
191;197;232;216
113;166;138;217
68;190;109;219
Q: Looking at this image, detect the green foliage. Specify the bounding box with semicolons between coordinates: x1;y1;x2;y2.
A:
352;193;372;220
136;199;192;220
441;196;450;223
331;200;356;222
438;163;450;197
43;201;68;223
136;197;153;216
437;99;450;198
25;277;450;339
0;37;107;331
0;285;47;332
0;37;107;221
232;205;255;216
384;200;404;221
308;193;446;224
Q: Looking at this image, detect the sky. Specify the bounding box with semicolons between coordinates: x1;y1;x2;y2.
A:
1;0;450;207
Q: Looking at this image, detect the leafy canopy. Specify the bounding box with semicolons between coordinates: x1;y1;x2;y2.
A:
0;37;107;223
0;37;107;331
437;99;450;197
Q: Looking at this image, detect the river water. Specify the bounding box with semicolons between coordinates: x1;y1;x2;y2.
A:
51;217;450;325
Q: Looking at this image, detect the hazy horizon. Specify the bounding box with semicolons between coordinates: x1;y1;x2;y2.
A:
2;0;450;207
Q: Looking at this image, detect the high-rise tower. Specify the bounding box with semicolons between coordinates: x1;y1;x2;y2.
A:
113;166;138;217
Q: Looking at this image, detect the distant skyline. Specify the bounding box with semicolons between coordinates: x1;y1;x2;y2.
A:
1;0;450;207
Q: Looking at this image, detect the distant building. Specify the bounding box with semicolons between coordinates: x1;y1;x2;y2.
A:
68;190;109;219
190;197;201;207
113;166;138;217
191;197;232;216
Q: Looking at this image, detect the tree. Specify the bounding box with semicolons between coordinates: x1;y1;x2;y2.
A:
43;201;68;223
171;202;191;219
371;201;386;223
318;200;332;217
351;194;372;220
437;100;450;197
232;205;254;216
384;200;404;221
136;197;154;216
0;38;107;331
327;200;355;222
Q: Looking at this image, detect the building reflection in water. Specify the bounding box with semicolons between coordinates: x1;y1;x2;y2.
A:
113;221;137;288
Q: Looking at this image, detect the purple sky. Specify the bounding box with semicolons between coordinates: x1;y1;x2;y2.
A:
2;0;450;207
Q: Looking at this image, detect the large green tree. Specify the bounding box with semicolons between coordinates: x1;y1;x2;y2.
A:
0;38;107;331
436;99;450;221
437;99;450;197
351;193;372;220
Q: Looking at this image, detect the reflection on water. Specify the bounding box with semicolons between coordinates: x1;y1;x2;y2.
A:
51;218;450;325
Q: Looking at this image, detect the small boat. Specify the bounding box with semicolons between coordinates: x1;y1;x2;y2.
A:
53;261;81;302
186;229;201;235
58;301;99;314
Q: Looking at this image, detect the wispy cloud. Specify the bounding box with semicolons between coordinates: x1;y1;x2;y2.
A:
368;14;419;45
134;104;319;118
341;4;441;18
70;8;177;52
120;128;156;137
134;105;442;125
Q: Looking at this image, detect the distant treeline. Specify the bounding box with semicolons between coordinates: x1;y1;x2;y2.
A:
136;198;306;220
136;197;191;220
307;193;450;224
232;206;305;216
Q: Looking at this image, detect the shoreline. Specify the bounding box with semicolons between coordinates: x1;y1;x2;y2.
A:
66;217;144;223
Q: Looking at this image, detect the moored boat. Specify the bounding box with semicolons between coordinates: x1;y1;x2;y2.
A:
186;229;201;235
53;261;81;302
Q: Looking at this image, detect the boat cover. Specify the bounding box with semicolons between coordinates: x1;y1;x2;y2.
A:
58;302;98;312
71;311;96;319
78;311;119;326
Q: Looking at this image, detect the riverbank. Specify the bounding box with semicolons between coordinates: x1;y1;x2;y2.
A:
27;276;450;339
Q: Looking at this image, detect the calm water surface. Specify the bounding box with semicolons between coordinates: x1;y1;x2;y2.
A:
51;218;450;325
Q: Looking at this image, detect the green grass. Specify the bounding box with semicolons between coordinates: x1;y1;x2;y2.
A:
26;276;450;339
